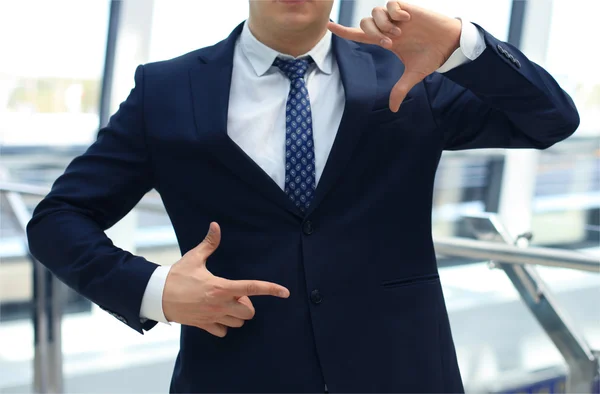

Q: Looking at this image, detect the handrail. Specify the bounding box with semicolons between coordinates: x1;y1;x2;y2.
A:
0;182;51;196
0;181;165;212
441;213;599;394
434;236;600;273
3;190;64;393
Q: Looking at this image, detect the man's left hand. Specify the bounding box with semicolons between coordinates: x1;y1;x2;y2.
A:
328;1;462;112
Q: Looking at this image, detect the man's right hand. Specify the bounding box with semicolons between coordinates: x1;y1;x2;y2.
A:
162;222;290;337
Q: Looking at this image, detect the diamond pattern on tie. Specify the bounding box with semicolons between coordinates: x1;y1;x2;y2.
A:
273;56;316;213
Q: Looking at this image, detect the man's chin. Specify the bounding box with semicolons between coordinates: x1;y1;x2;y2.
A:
276;0;310;5
277;16;314;31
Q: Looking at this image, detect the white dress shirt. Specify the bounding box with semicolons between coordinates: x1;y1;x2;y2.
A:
139;20;486;324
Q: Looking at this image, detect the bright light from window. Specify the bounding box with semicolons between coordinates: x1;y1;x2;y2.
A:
351;0;512;40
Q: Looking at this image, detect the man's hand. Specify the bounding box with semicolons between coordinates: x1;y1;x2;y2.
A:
162;222;290;337
328;1;462;112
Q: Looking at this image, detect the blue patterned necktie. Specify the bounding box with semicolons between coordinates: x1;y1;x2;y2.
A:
273;56;316;213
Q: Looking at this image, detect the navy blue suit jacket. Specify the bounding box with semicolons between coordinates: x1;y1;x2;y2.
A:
27;22;578;393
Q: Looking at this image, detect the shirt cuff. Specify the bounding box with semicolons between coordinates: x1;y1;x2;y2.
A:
436;19;486;74
140;264;172;324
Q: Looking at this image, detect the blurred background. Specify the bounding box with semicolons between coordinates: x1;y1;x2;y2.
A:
0;0;598;393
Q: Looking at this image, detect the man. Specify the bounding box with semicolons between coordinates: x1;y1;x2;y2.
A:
27;0;578;392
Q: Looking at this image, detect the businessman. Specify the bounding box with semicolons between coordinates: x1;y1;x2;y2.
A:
27;1;579;392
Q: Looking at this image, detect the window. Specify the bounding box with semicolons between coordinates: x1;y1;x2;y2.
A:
352;0;512;40
545;0;600;137
530;0;600;247
0;0;110;148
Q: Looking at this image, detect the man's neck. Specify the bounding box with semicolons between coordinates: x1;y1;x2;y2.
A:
247;19;327;57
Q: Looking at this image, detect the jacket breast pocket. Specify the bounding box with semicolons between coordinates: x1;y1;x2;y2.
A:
365;96;440;155
382;273;440;289
370;96;416;127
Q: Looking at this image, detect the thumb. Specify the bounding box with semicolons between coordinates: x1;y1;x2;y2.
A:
389;70;423;112
193;222;221;261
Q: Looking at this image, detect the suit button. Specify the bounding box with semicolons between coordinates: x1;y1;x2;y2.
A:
303;220;314;235
310;290;323;304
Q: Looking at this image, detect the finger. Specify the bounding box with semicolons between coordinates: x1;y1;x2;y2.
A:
217;315;245;328
390;71;424;112
227;297;256;320
224;279;290;298
200;323;228;338
327;21;378;45
386;1;411;22
372;7;401;38
360;17;393;48
192;222;221;260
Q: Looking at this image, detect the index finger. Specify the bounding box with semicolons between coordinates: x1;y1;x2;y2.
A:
327;22;378;45
224;279;290;298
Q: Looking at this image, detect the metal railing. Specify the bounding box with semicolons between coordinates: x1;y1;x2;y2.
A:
435;213;599;394
0;181;165;212
2;187;64;393
434;236;599;273
0;183;598;393
0;182;164;394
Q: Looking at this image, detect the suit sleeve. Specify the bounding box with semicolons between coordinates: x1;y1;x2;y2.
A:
424;24;580;151
26;65;159;334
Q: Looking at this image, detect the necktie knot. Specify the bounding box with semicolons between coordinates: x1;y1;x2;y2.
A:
273;56;314;80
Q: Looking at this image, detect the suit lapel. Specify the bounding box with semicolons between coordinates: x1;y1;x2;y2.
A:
188;25;378;218
307;36;377;215
188;22;303;218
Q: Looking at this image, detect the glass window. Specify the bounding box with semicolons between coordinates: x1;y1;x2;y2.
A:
352;0;512;40
530;0;600;248
545;0;600;137
406;0;512;40
0;0;110;149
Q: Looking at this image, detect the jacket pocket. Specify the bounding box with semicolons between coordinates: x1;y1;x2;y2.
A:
381;273;440;289
370;96;415;126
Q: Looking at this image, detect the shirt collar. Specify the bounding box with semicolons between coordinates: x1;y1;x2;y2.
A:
240;20;333;77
